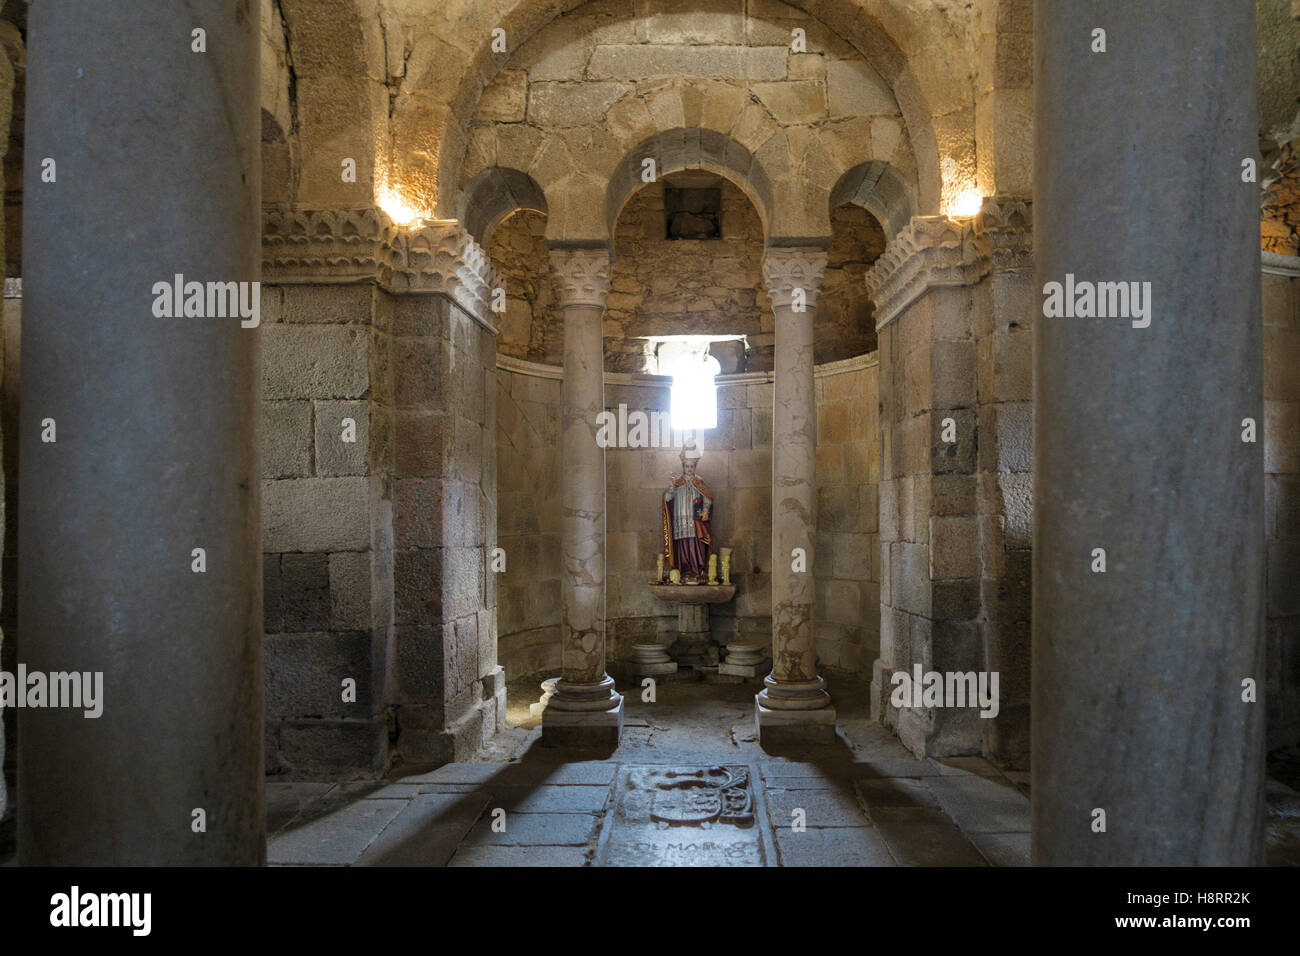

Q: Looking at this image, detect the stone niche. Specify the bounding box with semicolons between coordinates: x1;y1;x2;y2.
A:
664;173;723;240
495;353;881;691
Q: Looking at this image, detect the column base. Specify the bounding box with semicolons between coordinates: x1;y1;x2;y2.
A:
719;642;768;677
542;697;624;747
755;698;838;745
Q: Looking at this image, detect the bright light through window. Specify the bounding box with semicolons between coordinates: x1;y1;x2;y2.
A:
668;347;721;431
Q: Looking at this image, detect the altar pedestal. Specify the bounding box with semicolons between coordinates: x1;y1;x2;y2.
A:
648;583;737;670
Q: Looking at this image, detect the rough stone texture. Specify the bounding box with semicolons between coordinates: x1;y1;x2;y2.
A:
865;204;1031;768
1033;0;1264;864
454;0;924;241
389;294;504;766
260;284;390;778
488;183;882;372
1263;266;1300;751
18;1;263;863
814;359;881;675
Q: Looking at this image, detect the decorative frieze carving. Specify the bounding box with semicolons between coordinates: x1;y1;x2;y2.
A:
864;216;978;327
973;196;1033;275
261;205;502;327
548;247;612;308
761;248;828;310
864;196;1034;328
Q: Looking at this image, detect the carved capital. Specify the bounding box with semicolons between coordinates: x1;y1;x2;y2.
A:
262;206;394;284
386;219;501;323
261;205;502;329
549;248;612;308
972;196;1033;274
864;198;1035;328
863;216;978;328
762;248;828;310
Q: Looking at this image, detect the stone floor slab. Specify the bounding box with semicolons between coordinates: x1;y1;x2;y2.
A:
854;777;941;809
495;761;618;787
487;784;611;813
355;793;490;866
265;782;333;835
461;811;600;847
970;831;1031;867
447;845;590;867
776;827;897;866
766;787;871;828
268;799;406;866
870;807;989;866
926;774;1031;833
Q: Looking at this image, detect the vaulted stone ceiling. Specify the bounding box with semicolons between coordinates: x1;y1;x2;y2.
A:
261;0;1006;226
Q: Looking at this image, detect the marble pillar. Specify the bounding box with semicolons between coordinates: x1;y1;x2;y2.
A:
1034;0;1265;864
18;1;263;863
542;247;623;745
756;248;836;742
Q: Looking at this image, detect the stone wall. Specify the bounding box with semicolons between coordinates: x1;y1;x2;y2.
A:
259;276;504;778
496;354;880;685
495;359;563;680
260;283;393;778
488;185;883;372
814;357;881;674
388;295;504;767
1264;256;1300;751
868;202;1033;768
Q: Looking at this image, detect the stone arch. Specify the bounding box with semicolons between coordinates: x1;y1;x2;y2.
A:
604;129;774;243
423;0;957;222
830;161;917;242
272;0;387;206
459;166;549;246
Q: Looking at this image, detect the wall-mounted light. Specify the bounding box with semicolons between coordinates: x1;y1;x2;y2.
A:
948;189;983;218
377;186;423;227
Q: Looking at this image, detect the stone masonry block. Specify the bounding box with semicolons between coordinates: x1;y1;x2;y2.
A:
263;477;371;552
263;401;312;479
264;631;375;720
263;324;370;400
329;551;372;631
314;400;370;476
279;284;374;324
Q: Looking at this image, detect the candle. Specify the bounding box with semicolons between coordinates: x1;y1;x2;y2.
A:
708;553;719;585
656;554;665;583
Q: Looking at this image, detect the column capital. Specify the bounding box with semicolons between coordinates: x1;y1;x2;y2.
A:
548;247;612;308
762;247;828;310
260;205;502;329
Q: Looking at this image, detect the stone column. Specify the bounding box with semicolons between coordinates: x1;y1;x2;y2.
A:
1034;0;1264;864
756;248;836;743
542;247;623;745
18;2;263;863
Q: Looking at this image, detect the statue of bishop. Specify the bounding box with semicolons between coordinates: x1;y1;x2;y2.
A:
663;442;714;583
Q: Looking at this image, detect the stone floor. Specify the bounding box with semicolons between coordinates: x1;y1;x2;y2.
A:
267;676;1035;866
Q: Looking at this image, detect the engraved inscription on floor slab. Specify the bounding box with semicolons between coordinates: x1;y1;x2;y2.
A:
598;765;768;866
